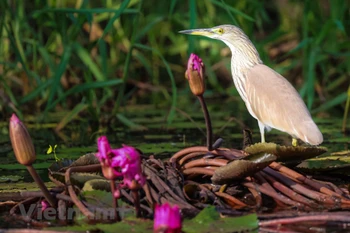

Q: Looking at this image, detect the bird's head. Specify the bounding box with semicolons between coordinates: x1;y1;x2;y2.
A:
180;24;261;68
179;25;248;45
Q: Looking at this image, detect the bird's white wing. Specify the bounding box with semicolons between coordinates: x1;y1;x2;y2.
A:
244;64;323;145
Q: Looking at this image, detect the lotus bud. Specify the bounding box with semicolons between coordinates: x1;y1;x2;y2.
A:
9;114;36;165
185;53;205;96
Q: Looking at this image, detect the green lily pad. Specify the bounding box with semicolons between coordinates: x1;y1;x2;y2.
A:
49;171;104;188
0;175;23;183
82;179;111;192
183;206;258;233
49;216;153;232
297;159;350;172
69;153;100;168
297;150;350;173
244;142;327;163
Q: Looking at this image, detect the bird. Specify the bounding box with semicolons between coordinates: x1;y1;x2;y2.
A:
179;25;323;146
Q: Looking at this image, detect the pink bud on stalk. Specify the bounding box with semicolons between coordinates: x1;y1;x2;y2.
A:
9;114;36;165
185;53;205;96
9;114;56;208
154;203;182;233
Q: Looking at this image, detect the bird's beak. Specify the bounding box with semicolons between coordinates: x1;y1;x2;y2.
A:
179;28;214;37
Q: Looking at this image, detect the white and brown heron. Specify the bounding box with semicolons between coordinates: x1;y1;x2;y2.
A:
180;25;323;146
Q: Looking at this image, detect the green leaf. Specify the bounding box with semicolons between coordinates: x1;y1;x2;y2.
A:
75;43;105;81
55;103;88;131
183;206;258;233
46;79;123;111
45;44;73;112
116;113;147;130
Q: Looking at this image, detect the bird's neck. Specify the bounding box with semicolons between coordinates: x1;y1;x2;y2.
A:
223;39;262;77
222;38;262;104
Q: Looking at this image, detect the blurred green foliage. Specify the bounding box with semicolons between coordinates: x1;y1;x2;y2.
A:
0;0;349;131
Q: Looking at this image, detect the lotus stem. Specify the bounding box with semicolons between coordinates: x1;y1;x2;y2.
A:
26;165;56;208
110;181;121;221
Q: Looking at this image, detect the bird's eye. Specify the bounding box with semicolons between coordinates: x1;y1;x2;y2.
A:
217;28;224;34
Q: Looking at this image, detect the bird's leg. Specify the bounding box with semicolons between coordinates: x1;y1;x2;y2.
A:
292;138;298;147
258;121;266;143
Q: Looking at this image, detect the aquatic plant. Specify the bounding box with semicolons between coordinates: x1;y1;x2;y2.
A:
154;203;182;233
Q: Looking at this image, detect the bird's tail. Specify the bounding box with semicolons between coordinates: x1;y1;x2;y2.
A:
298;120;323;145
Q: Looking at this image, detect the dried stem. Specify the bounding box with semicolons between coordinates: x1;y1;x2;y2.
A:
260;214;350;226
65;164;101;219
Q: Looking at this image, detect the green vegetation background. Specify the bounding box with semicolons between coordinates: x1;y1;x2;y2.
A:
0;0;349;134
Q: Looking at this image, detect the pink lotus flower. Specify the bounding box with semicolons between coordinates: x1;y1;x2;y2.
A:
154;203;182;233
96;136;146;187
111;145;146;188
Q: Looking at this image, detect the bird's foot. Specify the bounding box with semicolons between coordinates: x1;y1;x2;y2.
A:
292;138;298;147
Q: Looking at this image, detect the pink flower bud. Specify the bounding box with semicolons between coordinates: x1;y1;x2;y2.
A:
9;114;36;165
185;53;205;96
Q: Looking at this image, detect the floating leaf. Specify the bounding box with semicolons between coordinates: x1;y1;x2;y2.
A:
244;142;327;163
51;216;153;233
297;159;350;173
0;175;23;183
183;206;258;233
50;171;104;188
69;153;100;168
297;150;350;174
83;179;111;192
211;153;276;184
48;158;74;173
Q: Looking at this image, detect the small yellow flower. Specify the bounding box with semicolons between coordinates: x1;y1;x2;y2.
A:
47;144;59;161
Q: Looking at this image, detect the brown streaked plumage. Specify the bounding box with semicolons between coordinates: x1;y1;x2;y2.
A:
180;25;323;145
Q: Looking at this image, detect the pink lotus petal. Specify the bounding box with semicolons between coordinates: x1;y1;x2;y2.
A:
154;203;182;233
96;136;111;161
188;53;203;73
41;200;50;211
95;138;146;186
